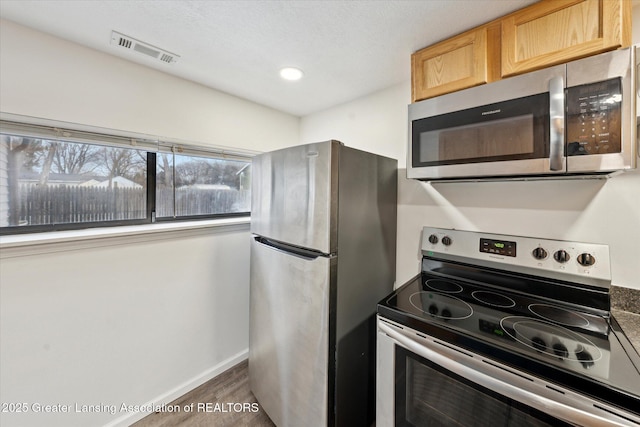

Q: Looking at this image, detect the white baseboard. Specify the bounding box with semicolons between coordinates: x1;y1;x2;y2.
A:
104;349;248;427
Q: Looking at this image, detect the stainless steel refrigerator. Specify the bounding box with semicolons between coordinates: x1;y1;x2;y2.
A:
249;140;397;427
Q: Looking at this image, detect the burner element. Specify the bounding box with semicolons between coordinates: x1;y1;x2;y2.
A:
500;316;602;365
471;290;516;308
531;337;547;352
409;292;473;320
529;304;590;328
576;349;595;369
553;343;569;358
424;279;463;293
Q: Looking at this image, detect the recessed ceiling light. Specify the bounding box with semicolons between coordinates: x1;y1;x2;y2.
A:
280;67;304;81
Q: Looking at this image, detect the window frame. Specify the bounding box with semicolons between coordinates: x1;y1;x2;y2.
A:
0;119;254;235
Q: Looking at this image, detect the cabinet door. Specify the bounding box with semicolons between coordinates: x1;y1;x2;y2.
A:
411;24;500;102
502;0;631;77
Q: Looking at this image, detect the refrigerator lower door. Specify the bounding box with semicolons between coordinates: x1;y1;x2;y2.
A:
249;236;334;427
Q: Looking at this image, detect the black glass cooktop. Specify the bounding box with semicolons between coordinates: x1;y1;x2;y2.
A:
378;258;640;416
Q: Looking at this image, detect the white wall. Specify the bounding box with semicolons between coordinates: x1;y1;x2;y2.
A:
0;19;298;152
1;227;251;427
301;50;640;289
0;19;299;427
299;84;407;163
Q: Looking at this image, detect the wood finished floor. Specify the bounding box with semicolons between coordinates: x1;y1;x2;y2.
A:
132;360;275;427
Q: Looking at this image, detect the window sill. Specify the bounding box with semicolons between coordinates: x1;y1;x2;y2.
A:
0;217;251;258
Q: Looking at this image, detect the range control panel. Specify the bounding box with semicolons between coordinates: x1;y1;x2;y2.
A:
421;227;611;286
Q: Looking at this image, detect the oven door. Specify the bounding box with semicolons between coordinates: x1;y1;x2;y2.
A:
407;64;566;180
376;317;639;427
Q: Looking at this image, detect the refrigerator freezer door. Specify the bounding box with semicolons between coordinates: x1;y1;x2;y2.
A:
251;140;338;254
249;236;333;427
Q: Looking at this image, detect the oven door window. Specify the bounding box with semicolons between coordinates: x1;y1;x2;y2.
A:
395;346;571;427
411;93;549;167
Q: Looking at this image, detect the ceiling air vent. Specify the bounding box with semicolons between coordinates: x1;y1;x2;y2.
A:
110;31;179;64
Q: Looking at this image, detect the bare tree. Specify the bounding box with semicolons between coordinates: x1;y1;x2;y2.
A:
52;142;100;175
158;153;173;187
175;159;206;186
38;142;57;186
101;147;146;187
3;136;37;225
173;157;246;188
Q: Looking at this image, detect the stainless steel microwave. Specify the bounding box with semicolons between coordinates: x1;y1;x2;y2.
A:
408;47;638;181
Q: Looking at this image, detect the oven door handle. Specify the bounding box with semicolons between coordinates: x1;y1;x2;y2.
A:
379;322;633;427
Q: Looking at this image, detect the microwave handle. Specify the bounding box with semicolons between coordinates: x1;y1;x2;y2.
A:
548;76;565;171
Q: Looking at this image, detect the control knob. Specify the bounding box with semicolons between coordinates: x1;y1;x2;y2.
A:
442;236;452;246
428;234;439;244
532;247;548;260
577;253;596;267
553;250;570;263
428;304;438;316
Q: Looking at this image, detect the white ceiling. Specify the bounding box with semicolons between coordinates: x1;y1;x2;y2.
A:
0;0;538;117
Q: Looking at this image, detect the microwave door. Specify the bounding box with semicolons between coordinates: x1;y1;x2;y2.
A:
408;64;567;180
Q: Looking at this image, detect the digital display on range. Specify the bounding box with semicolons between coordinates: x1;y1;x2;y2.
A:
479;319;514;341
480;238;516;257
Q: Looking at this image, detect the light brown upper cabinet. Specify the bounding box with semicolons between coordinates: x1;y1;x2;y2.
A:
411;23;501;102
501;0;631;77
411;0;631;102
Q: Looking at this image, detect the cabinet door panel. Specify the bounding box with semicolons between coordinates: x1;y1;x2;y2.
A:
412;25;500;102
502;0;630;77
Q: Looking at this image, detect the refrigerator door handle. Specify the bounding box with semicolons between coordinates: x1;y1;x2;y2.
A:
253;235;329;260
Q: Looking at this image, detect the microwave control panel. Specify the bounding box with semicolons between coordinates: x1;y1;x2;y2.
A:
566;78;622;156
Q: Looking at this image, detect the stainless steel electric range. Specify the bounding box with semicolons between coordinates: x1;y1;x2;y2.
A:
377;227;640;426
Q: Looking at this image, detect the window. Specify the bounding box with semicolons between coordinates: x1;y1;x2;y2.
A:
156;152;251;218
0;120;252;234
